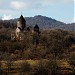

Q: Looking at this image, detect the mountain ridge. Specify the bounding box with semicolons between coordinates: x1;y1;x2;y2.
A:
0;15;75;31
24;15;75;31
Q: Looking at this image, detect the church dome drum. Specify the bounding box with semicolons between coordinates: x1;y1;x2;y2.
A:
17;15;26;30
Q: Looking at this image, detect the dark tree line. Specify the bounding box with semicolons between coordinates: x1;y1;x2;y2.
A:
0;29;75;59
0;20;16;29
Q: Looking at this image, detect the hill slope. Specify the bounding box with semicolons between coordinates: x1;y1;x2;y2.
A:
25;15;65;29
25;15;75;31
0;15;75;31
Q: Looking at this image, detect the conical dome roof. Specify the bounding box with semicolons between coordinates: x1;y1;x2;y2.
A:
34;24;39;32
17;14;26;30
34;24;39;28
18;14;26;22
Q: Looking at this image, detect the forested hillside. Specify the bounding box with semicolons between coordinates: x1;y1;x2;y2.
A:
0;29;75;75
0;29;75;58
0;15;75;75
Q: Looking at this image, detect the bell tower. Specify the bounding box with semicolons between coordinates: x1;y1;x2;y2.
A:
17;14;26;30
16;14;26;40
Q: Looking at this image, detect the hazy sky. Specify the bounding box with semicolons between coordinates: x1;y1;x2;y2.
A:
0;0;74;23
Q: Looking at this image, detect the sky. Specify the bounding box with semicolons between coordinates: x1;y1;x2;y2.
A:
0;0;74;23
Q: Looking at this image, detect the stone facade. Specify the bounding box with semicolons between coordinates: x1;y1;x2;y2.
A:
11;14;40;41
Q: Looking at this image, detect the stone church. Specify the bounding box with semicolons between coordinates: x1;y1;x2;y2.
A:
11;14;40;41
